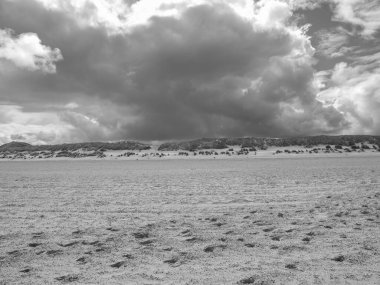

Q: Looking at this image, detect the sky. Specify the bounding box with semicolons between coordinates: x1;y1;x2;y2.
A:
0;0;379;144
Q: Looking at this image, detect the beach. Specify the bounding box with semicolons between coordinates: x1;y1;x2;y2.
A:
1;156;379;284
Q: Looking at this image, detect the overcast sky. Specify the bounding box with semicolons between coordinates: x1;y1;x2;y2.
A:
0;0;379;144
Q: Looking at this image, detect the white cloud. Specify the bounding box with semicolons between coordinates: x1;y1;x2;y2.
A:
312;0;380;135
0;105;72;144
316;28;351;58
289;0;330;10
0;102;133;144
31;0;256;34
317;53;380;134
331;0;380;38
0;29;62;73
253;0;292;28
291;0;380;38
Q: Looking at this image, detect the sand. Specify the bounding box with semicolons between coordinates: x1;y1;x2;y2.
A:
0;155;379;284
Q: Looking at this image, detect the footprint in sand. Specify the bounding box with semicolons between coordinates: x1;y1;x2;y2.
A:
263;227;276;232
254;221;270;226
110;261;127;268
132;232;149;239
163;256;179;264
46;250;63;256
95;247;108;252
82;240;101;246
162;247;173;251
238;276;256;284
55;274;79;282
185;237;198;242
58;241;79;247
106;227;120;232
237;275;273;284
32;232;44;238
28;243;42;248
332;255;345;262
76;257;87;264
285;263;297;269
139;239;155;245
204;244;226;253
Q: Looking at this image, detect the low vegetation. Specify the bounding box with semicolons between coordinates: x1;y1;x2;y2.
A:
0;135;379;160
157;135;380;151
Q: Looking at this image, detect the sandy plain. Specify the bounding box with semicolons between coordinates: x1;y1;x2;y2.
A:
0;155;379;284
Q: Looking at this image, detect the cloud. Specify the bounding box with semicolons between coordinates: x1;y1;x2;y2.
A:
31;0;255;34
0;104;72;145
290;0;326;10
293;0;380;39
254;0;292;28
312;1;380;135
317;52;380;134
32;0;132;34
0;28;62;73
316;28;351;58
331;0;380;38
0;101;133;144
0;0;363;144
113;1;346;139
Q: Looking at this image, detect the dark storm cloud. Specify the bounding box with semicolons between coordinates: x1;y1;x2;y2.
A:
115;3;347;139
0;0;349;143
0;0;128;104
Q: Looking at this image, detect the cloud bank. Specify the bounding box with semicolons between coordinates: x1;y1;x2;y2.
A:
0;0;378;144
314;0;380;135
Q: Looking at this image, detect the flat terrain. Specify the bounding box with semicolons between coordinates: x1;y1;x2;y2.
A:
0;156;379;284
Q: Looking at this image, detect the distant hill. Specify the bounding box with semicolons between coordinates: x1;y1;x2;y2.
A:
157;135;380;151
0;141;151;153
0;141;33;152
0;135;379;153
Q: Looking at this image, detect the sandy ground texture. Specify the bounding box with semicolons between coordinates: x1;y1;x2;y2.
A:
0;156;379;284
